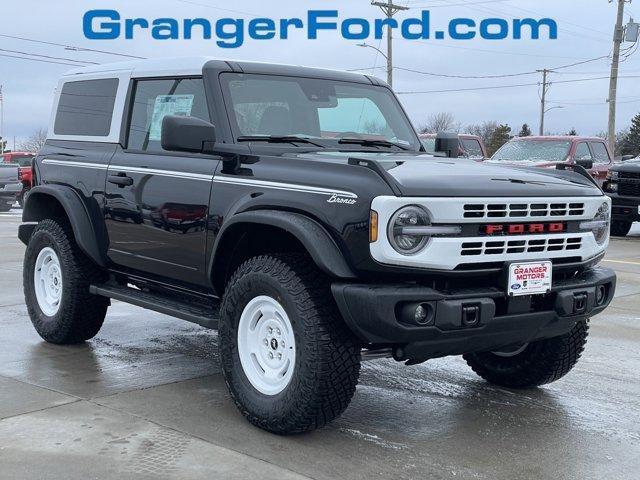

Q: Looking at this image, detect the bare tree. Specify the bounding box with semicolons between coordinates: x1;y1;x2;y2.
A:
419;112;461;134
19;128;48;153
465;121;499;145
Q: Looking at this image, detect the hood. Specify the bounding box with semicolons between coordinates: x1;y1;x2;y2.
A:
611;159;640;172
296;152;602;197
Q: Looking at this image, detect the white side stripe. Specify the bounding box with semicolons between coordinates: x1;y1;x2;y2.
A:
108;165;213;181
43;159;108;170
213;177;358;199
42;159;357;198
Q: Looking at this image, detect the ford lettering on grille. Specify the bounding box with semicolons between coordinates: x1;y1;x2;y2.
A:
483;222;565;235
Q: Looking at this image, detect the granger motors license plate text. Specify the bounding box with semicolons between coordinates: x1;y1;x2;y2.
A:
508;261;552;297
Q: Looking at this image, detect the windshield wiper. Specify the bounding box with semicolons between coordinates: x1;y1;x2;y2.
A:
337;138;410;151
237;135;326;148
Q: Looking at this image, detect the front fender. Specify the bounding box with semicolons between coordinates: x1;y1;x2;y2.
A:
210;209;356;281
21;185;107;267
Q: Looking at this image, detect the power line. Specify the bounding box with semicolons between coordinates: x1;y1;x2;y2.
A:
0;48;98;65
0;34;145;59
0;53;86;67
396;75;640;94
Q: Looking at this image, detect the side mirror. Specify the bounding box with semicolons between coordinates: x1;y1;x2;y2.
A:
161;115;216;153
435;132;459;158
621;155;635;161
574;158;593;170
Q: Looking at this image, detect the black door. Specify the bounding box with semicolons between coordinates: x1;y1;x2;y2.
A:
104;77;219;286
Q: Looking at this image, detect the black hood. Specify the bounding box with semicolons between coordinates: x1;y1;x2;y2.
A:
297;152;602;197
611;159;640;172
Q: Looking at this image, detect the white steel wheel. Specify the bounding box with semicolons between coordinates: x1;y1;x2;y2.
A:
237;295;296;395
33;247;63;317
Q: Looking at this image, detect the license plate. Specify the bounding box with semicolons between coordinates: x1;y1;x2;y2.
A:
508;261;552;297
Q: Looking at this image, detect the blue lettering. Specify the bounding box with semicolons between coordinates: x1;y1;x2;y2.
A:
152;18;179;40
513;18;557;39
125;18;149;39
480;18;509;40
341;18;370;40
449;18;475;40
374;18;398;40
308;10;338;39
401;10;430;40
216;18;244;48
184;18;212;40
280;18;304;39
83;9;120;40
249;18;276;39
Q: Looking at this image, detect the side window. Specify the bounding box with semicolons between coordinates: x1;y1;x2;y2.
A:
574;143;593;161
591;142;610;163
127;77;210;152
461;138;484;158
54;78;118;136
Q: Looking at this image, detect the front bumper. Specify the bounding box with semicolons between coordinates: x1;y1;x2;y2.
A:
608;192;640;222
332;266;616;362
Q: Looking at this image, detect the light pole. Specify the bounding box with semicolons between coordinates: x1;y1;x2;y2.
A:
356;43;389;79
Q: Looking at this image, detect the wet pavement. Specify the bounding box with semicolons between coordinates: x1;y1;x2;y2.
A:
1;207;639;479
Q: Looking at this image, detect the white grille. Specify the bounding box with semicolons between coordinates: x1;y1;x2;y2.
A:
461;237;582;257
463;202;585;219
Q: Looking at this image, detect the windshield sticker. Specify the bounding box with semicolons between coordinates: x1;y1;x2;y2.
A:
149;94;194;140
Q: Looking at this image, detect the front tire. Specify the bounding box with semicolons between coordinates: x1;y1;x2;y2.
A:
463;320;589;388
219;253;361;434
611;220;632;237
23;218;109;344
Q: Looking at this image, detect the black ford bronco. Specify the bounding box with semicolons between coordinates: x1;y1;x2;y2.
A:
604;158;640;236
20;58;616;434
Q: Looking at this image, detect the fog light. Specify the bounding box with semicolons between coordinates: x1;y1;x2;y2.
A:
415;304;429;324
596;285;607;306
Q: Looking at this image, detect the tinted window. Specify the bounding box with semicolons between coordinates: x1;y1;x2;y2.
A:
127;78;210;152
54;79;118;136
461;138;484;158
574;143;592;161
591;142;610;163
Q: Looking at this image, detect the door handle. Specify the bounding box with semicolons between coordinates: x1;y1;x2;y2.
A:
108;173;133;187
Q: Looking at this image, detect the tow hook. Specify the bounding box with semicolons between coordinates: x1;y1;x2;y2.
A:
573;293;588;314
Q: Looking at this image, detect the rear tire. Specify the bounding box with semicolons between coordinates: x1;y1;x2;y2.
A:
610;220;632;237
23;218;109;344
219;253;361;434
463;320;589;388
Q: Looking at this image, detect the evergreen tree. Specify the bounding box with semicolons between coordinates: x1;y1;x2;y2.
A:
518;123;532;137
625;113;640;156
487;124;512;156
567;128;578;136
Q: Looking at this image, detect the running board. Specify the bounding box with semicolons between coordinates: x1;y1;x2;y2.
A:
90;283;219;329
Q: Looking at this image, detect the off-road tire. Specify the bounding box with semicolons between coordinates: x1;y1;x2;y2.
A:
463;320;589;388
611;220;632;237
219;253;361;434
23;218;109;344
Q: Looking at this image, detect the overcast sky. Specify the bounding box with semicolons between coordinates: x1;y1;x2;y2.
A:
1;0;640;147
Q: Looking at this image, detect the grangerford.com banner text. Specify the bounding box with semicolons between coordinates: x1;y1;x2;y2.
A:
82;9;558;48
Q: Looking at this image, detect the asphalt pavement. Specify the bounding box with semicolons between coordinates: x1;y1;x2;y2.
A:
1;205;638;480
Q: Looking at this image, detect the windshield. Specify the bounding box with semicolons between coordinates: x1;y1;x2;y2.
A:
220;73;420;150
420;137;436;153
491;140;571;162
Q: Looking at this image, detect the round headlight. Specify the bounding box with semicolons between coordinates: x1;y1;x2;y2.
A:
388;205;431;254
580;202;610;246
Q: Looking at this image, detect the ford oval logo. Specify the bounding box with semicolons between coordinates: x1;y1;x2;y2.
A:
511;283;521;290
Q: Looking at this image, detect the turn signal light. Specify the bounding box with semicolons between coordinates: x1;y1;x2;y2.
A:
369;210;378;243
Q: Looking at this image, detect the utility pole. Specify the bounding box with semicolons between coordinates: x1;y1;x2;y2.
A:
537;69;552;136
371;0;408;88
0;85;4;155
607;0;628;154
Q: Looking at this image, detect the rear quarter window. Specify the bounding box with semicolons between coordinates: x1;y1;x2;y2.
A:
54;78;119;136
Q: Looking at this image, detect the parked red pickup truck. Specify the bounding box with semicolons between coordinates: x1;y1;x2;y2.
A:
2;152;35;206
420;133;488;160
488;136;613;186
